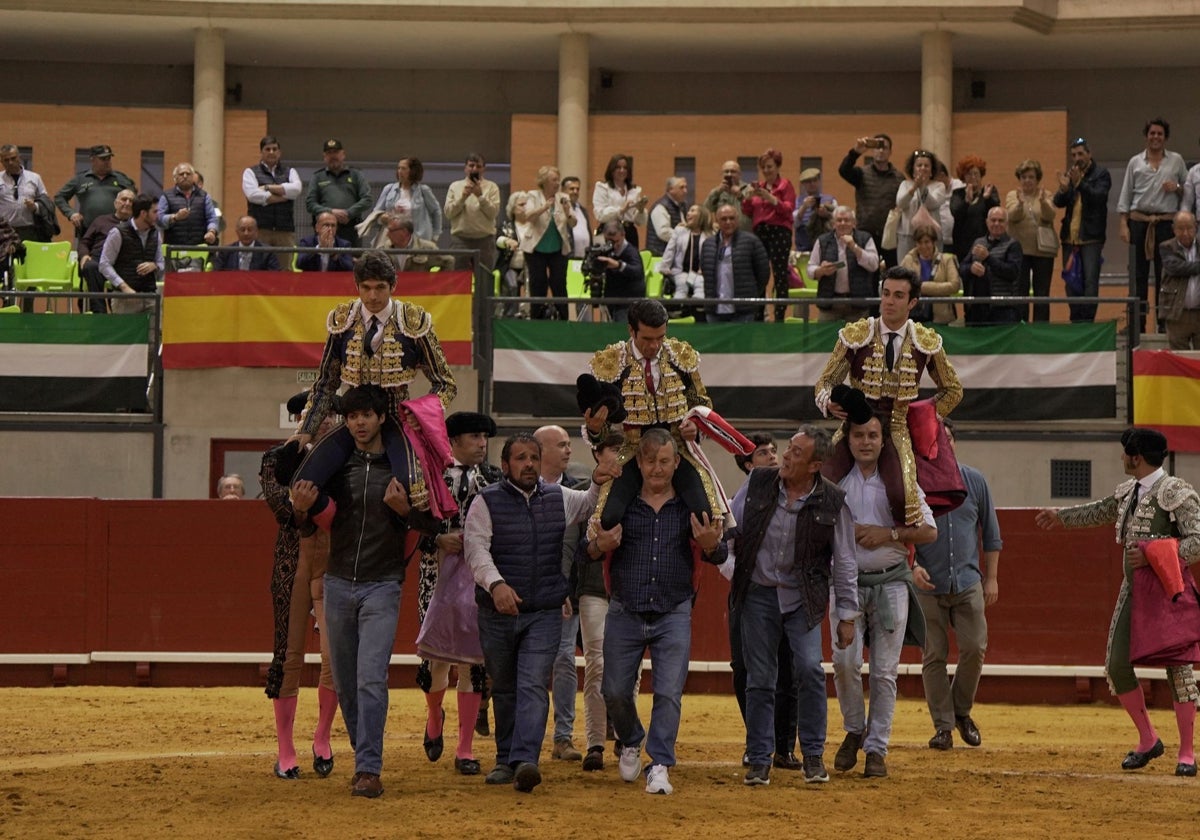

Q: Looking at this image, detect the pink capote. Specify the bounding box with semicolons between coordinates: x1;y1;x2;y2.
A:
400;393;457;521
1130;539;1200;666
415;551;484;665
908;398;966;516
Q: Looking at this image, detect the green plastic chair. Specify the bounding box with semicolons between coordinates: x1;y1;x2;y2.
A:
646;257;664;299
13;241;78;311
566;259;587;299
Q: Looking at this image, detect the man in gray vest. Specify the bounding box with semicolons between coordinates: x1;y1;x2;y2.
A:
729;425;858;787
808;206;879;322
646;177;688;257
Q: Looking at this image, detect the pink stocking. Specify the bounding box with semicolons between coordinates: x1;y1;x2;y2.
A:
425;688;446;739
272;696;298;770
456;690;482;760
1174;700;1196;765
313;685;337;760
1117;688;1159;752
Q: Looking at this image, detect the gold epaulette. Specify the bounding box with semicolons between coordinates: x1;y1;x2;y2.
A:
398;301;432;339
837;317;874;349
663;338;699;373
327;301;356;335
911;321;944;354
589;342;626;382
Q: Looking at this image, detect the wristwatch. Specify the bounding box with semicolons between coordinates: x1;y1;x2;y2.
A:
890;527;899;541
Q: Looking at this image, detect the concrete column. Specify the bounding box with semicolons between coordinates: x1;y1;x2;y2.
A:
557;33;589;185
920;30;953;164
193;28;225;205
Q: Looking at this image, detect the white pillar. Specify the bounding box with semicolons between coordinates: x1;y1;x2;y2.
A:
193;28;225;205
558;33;590;185
921;30;953;164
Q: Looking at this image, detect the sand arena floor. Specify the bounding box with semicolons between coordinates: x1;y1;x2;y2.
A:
3;686;1200;839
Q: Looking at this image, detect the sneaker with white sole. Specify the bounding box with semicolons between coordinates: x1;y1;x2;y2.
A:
618;745;642;782
644;763;673;795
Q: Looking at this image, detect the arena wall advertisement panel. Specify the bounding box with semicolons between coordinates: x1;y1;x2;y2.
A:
0;313;149;412
491;320;1117;422
160;271;473;368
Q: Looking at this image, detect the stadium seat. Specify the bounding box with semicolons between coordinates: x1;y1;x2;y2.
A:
566;259;586;299
12;241;78;312
646;257;664;299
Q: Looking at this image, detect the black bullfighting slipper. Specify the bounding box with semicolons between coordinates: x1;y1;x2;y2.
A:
1176;762;1197;777
1121;738;1164;770
454;757;481;776
312;746;334;778
424;708;445;762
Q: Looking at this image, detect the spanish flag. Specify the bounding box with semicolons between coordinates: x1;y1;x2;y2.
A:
161;271;473;368
1132;350;1200;452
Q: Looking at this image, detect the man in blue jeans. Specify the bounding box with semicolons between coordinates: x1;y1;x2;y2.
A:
290;384;416;799
464;433;608;793
589;428;725;795
728;425;858;786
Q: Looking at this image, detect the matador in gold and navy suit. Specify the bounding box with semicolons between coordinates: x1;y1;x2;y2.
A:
293;297;457;516
585;333;721;532
815;316;962;527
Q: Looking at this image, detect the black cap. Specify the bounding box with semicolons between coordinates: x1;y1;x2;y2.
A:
322;139;343;153
89;144;113;158
832;384;875;426
576;374;628;424
446;411;498;438
1122;427;1168;459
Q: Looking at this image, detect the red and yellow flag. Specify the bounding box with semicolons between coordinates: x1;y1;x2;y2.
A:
1132;350;1200;452
161;271;473;368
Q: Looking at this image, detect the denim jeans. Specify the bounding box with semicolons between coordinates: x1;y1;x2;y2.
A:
478;606;561;765
322;575;403;775
1065;241;1103;323
740;583;825;763
729;593;799;755
553;611;580;741
602;598;692;767
830;580;909;756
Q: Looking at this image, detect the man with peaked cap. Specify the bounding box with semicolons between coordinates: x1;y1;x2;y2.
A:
414;410;502;776
794;167;837;252
54;144;136;236
1037;427;1200;776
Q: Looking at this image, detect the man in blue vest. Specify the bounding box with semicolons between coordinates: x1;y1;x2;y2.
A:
464;433;610;793
157;161;218;270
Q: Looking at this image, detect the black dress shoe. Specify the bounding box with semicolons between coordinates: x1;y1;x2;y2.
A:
955;715;981;747
1121;738;1164;770
929;730;953;751
424;708;445;762
454;757;481;776
1176;762;1197;777
312;746;334;778
772;752;802;770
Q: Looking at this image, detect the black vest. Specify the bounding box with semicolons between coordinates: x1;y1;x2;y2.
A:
475;480;569;612
247;163;296;232
645;196;686;256
160;188;210;246
731;468;845;630
113;222;160;292
814;229;877;308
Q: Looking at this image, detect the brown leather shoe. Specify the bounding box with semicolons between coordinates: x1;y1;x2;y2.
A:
863;752;887;778
351;772;383;798
928;730;953;751
834;731;863;772
552;739;582;761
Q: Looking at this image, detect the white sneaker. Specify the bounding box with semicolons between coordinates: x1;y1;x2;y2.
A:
618;745;642;783
645;763;673;795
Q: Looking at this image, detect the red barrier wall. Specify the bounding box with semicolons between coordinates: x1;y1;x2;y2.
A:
1;500;1131;702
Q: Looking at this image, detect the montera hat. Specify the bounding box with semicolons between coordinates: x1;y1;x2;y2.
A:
576;373;628;424
831;384;875;426
446;411;498;438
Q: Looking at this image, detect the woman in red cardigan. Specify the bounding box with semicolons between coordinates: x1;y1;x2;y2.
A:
742;148;796;322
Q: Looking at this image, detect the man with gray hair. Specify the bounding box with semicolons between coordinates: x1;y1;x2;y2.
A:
808;206;879;323
646;177;689;257
728;425;858;786
157;161;218;270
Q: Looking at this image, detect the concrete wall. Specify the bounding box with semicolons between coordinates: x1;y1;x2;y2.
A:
0;430;155;498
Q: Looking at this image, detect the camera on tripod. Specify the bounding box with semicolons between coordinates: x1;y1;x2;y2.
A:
581;242;613;297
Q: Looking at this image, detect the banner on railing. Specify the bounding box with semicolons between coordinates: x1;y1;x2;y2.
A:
1132;350;1200;452
0;312;149;412
161;271;473;369
492;320;1118;422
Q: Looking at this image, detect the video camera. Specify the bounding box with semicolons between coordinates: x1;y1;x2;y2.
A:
581;242;614;297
